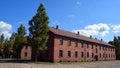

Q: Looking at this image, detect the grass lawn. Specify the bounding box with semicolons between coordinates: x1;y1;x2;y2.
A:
34;62;54;64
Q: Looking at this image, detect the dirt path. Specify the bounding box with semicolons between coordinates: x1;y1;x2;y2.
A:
0;61;120;68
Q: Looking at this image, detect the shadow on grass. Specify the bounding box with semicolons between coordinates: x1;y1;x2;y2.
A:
34;62;54;64
0;58;31;63
0;58;54;64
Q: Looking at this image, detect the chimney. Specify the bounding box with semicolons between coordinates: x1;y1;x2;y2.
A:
56;25;59;29
77;31;79;35
90;35;92;39
101;39;103;41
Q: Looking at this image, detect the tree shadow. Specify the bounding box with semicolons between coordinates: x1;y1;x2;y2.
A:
0;59;31;63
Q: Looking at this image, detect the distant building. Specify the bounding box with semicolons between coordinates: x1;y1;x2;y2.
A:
20;45;31;60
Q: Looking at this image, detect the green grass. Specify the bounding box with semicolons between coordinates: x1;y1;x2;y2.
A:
59;60;118;64
34;62;54;64
59;61;92;64
8;58;30;60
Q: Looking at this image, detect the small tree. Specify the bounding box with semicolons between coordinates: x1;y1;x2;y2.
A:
3;39;10;58
0;34;4;57
29;3;49;61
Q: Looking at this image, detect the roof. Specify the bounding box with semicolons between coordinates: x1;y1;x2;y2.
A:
49;27;115;47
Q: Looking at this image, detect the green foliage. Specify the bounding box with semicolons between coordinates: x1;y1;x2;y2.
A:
12;24;26;58
9;33;16;54
34;62;53;64
10;33;16;42
17;24;26;36
0;34;4;43
109;36;120;60
29;3;49;61
0;34;14;58
3;39;11;58
0;34;4;57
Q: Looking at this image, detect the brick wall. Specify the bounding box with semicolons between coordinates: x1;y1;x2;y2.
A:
52;34;116;62
20;46;31;60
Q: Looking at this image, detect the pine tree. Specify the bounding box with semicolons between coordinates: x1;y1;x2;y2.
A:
29;3;49;61
9;33;16;57
13;24;26;58
109;36;120;60
17;24;26;36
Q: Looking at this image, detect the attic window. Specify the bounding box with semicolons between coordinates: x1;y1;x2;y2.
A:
67;40;71;46
75;41;78;47
81;42;84;48
59;38;63;45
91;44;93;49
25;45;28;49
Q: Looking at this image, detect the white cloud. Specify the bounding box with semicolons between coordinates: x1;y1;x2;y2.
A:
0;21;12;38
72;23;110;37
112;25;120;33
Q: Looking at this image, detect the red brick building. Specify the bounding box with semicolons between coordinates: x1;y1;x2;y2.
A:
46;26;116;62
21;45;31;60
20;26;116;62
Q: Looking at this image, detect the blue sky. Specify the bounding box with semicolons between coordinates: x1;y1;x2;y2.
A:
0;0;120;42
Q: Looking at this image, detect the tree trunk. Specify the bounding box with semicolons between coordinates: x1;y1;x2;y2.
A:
35;55;38;62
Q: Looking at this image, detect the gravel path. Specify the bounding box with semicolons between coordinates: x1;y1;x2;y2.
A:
0;61;120;68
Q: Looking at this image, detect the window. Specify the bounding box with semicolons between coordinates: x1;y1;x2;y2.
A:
81;42;84;48
67;40;71;46
68;51;71;57
92;53;94;58
96;48;98;53
100;53;101;58
81;52;84;58
91;44;93;49
87;52;89;58
99;46;101;50
96;45;97;47
59;50;63;57
75;51;78;58
25;52;27;57
75;41;78;47
25;45;28;49
59;38;63;45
